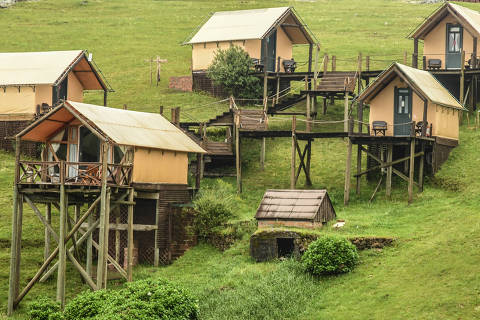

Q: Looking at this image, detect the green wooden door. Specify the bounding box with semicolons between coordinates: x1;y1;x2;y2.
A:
446;24;463;69
394;87;412;136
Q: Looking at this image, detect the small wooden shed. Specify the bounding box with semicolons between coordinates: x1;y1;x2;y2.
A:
255;189;336;229
185;7;315;73
410;2;480;70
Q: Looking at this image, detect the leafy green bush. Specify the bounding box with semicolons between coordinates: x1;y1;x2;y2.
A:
207;45;262;99
193;180;235;238
301;236;359;275
62;278;198;320
28;297;62;320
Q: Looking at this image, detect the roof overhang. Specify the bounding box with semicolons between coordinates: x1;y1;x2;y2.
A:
409;2;480;40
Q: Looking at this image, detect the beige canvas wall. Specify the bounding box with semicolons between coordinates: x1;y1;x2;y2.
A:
133;147;188;184
35;84;53;107
432;104;459;139
67;72;84;102
0;86;36;118
369;77;435;136
191;26;293;72
423;15;480;68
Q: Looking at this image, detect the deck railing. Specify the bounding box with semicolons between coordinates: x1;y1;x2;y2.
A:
17;161;133;187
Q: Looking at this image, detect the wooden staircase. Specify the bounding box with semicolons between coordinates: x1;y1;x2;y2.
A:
316;71;357;94
267;93;307;114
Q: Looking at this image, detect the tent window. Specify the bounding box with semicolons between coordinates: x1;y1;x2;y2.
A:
79;126;100;162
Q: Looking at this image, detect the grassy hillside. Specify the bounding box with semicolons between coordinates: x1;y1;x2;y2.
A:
1;0;480;319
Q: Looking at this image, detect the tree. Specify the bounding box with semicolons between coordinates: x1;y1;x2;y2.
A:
207;46;262;99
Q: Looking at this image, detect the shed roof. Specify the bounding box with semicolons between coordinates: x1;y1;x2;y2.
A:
255;189;330;221
0;50;107;90
186;7;314;45
357;63;465;110
410;2;480;39
17;101;206;153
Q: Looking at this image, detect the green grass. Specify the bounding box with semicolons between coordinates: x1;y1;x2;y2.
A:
2;0;480;319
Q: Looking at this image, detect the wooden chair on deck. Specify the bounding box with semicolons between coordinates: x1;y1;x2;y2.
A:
372;121;387;136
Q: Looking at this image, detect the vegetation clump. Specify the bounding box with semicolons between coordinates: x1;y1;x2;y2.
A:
29;278;199;320
193;180;235;238
207;45;262;99
301;236;359;275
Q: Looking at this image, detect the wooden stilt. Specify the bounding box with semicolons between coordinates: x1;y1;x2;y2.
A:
127;188;134;282
86;203;93;277
356;145;362;195
419;141;425;192
115;212;120;262
344;138;352;205
102;190;111;287
408;138;415;204
44;203;51;268
97;143;109;288
260;137;266;170
306;139;312;187
306;93;311;132
57;176;66;308
291;116;296;189
386;144;393;198
344;93;349;132
460;51;465;123
195;153;201;189
154;198;159;267
235;118;242;194
323;97;327;115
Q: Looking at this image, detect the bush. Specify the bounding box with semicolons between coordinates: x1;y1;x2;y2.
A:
28;297;62;320
207;45;262;99
61;278;198;320
193;180;235;237
301;236;359;275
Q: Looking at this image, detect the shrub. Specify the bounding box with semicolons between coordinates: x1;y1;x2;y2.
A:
193;180;235;237
301;236;359;275
28;297;62;320
207;45;262;99
63;278;199;320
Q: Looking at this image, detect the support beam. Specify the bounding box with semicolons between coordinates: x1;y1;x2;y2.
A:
86;203;93;277
306;92;311;132
260;137;266;170
7;188;20;316
127;188;134;282
263;40;268;111
386;144;393;198
408;138;416;204
103;91;108;107
44;203;51;269
413;38;418;68
460;50;465;107
473;37;478;68
344;93;349;132
96;143;109;289
356;144;362;195
419;141;425;192
235;117;242;194
291;116;296;189
56;183;66;308
344;138;352;205
422;99;428;136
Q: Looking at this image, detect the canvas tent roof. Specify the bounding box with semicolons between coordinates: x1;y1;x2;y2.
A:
357;63;465;110
255;189;331;220
410;2;480;39
186;7;314;45
0;50;107;90
17;101;206;153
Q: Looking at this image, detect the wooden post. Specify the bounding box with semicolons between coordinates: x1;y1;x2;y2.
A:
308;44;313;80
357;52;362;91
413;38;419;68
123;104;127;110
344;137;352;205
408;138;415;204
356;144;362;195
422;99;428;136
260;137;266;170
332;55;336;71
44;203;51;265
159;106;164;115
461;50;466;105
473;37;478;68
276;57;281;104
57;171;66;308
96;143;109;289
419;141;425;192
7;190;20;315
323;53;328;75
344;93;349;132
423;56;427;70
366;56;370;71
171;108;176;125
115;213;120;262
86;202;93;277
386;144;393;198
127;188;134;282
235;116;242;194
291;116;296;189
195;153;201;189
175;107;180;125
103;91;108;107
263;40;268;111
323;97;327;115
313;44;320;118
403;51;408;65
473;76;478;112
306;139;312;186
154;199;159;267
306;92;311;132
